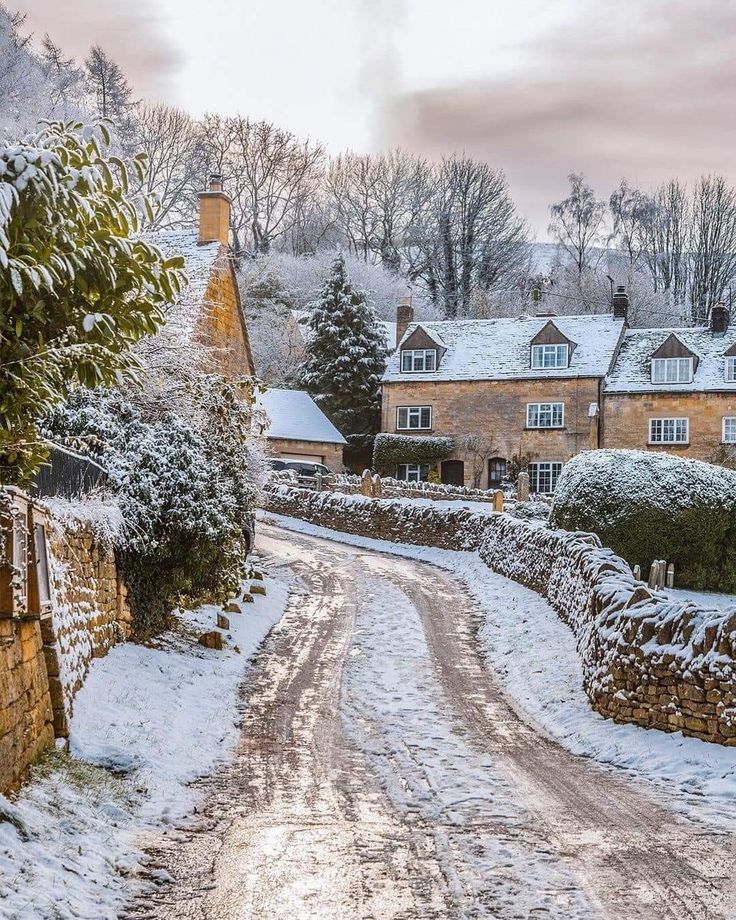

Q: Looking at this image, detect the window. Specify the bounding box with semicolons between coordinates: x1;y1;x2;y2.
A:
526;402;564;428
488;457;507;488
726;357;736;382
401;349;437;372
531;344;568;369
397;463;429;482
396;406;432;430
528;462;563;494
651;357;693;384
724;418;736;443
649;418;689;444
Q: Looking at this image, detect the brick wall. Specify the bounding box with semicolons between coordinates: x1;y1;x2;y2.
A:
263;484;736;746
603;391;736;460
381;378;600;487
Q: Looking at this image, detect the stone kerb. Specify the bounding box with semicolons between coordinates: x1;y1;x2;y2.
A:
262;482;736;746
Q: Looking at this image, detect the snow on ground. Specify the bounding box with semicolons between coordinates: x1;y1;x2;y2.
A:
0;559;291;920
263;511;736;830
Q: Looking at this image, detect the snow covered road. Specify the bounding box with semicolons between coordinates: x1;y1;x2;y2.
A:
127;521;736;919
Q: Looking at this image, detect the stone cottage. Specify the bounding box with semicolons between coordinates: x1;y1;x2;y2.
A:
257;388;347;472
381;295;628;492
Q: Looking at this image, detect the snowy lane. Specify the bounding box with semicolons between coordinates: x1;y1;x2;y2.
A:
127;523;736;920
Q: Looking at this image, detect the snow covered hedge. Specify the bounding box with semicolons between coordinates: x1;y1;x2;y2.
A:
372;433;454;474
550;449;736;591
263;482;736;745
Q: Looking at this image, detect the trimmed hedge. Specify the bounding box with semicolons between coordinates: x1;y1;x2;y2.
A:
550;449;736;591
372;433;453;475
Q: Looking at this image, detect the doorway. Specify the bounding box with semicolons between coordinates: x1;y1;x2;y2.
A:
441;459;465;486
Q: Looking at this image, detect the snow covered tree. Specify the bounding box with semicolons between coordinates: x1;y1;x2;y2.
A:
301;254;387;446
84;45;135;129
0;120;185;482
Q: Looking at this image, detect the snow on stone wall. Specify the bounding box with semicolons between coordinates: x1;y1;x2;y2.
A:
331;474;499;503
263;483;736;745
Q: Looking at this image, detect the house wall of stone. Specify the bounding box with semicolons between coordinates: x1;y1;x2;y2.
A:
263;483;736;746
268;438;344;472
199;249;255;378
602;391;736;460
381;377;600;487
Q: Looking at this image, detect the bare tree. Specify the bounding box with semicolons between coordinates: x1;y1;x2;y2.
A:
413;156;528;317
549;173;606;278
689;175;736;324
132;103;204;229
84;45;135;127
459;434;496;488
636;179;690;307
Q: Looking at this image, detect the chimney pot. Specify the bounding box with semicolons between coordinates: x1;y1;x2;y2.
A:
710;303;730;335
612;284;629;319
396;297;414;345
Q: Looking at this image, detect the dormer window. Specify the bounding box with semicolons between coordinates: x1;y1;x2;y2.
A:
726;357;736;382
531;343;568;369
401;349;437;372
651;357;693;384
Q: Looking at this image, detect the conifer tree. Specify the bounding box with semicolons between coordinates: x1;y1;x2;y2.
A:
301;254;387;446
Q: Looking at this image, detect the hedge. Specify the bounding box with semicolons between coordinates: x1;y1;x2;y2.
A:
372;433;454;475
550;449;736;591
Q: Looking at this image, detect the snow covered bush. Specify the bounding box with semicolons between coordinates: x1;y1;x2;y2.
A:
550;449;736;591
0;120;184;482
48;384;262;636
372;433;454;475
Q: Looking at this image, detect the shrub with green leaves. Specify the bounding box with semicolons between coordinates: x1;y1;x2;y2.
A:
372;433;454;475
0;120;184;482
550;449;736;591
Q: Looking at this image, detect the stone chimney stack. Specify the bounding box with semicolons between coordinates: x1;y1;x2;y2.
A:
396;296;414;344
612;285;629;320
198;173;231;246
710;303;730;335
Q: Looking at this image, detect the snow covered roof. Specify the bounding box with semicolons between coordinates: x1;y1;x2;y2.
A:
292;309;397;350
383;314;626;383
143;230;223;335
257;388;347;445
605;327;736;393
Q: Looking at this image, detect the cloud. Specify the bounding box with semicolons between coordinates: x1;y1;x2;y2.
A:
13;0;180;98
383;0;736;235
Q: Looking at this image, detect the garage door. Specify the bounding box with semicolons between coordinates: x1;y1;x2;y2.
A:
279;453;324;464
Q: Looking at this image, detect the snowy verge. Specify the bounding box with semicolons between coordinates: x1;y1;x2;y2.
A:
262;512;736;830
0;560;291;920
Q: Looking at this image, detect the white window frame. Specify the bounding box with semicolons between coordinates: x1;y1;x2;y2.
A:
397;463;429;482
725;357;736;382
649;417;689;444
400;349;437;373
528;461;563;494
723;417;736;444
396;406;432;430
531;343;569;369
526;402;564;429
651;357;693;384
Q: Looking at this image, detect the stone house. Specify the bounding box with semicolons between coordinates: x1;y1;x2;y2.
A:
257;388;347;472
603;305;736;460
381;300;628;492
148;176;255;378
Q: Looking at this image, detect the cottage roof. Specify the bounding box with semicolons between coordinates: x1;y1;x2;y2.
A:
383;314;626;383
257;388;347;445
605;327;736;393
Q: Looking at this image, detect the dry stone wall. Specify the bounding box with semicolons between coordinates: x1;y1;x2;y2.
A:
263;483;736;746
331;474;499;504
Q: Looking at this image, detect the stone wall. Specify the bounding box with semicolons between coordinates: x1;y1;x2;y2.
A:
268;438;344;472
200;247;255;378
330;473;499;503
263;483;736;746
45;517;131;736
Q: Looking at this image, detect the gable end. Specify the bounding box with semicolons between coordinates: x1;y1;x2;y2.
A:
651;333;699;370
401;326;447;360
530;321;577;357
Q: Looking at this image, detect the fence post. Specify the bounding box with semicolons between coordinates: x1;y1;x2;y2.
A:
493;490;504;512
371;474;382;498
633;564;641;581
517;472;529;502
360;469;373;497
315;473;323;493
666;563;675;589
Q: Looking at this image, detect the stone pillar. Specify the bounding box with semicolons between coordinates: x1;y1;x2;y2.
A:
517;472;530;503
360;469;373;497
371;474;382;498
493;490;504;512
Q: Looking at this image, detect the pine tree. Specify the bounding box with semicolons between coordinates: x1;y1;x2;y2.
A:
84;45;134;124
301;254;387;446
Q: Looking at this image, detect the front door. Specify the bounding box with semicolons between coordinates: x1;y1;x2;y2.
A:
441;460;465;486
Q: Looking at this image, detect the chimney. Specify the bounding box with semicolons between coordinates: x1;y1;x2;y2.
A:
710;303;730;335
396;296;414;344
612;285;629;319
198;173;230;246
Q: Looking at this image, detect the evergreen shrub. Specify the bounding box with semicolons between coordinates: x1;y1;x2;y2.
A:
373;433;454;475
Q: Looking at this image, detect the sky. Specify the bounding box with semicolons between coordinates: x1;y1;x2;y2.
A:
12;0;736;236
